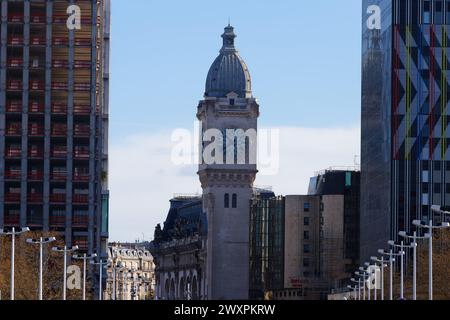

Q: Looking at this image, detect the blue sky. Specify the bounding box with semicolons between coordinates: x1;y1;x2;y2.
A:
108;0;363;241
109;0;363;139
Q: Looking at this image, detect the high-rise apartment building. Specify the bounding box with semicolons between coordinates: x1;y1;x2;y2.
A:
0;0;110;257
361;0;450;260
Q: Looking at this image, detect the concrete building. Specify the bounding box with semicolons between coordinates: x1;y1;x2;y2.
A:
197;25;259;300
250;169;360;300
0;0;110;260
361;0;450;261
105;244;155;300
150;196;207;300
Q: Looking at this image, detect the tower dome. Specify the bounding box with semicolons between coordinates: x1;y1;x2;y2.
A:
205;25;252;98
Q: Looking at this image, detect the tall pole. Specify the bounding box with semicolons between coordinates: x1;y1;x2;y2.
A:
112;266;116;300
83;253;87;301
362;274;366;300
381;257;384;301
358;279;361;300
389;250;393;301
368;272;371;301
11;228;15;301
400;241;404;300
99;261;103;301
374;266;377;301
413;232;417;301
429;220;433;301
63;246;67;301
39;238;43;300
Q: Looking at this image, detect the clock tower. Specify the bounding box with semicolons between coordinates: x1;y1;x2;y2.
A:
197;25;259;300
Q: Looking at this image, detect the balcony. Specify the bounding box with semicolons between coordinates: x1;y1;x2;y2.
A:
74;61;91;69
73;215;89;228
74;83;91;91
50;194;66;203
29;147;44;158
7;80;22;91
30;13;45;24
74;149;89;159
52;125;67;137
28;193;43;203
5;193;21;203
8;14;23;23
29;102;45;113
52;147;67;158
30;37;45;46
74;105;91;115
28;171;44;181
4;170;21;180
8;58;23;68
73;194;89;204
6;125;21;136
4;215;20;226
30;81;45;92
5;148;21;158
75;38;91;47
8;36;24;46
51;172;67;181
6;101;22;113
29;124;44;136
73;173;90;182
50;215;65;227
52;60;69;68
74;125;90;137
53;37;68;46
52;103;67;114
52;82;68;91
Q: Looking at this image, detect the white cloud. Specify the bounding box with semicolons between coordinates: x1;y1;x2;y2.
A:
109;126;361;242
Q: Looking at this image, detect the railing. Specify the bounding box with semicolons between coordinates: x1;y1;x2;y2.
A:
51;172;67;181
8;14;23;23
6;148;21;157
74;38;91;46
28;194;43;203
6;125;21;136
30;81;45;91
4;170;21;179
4;215;20;225
74;174;90;182
52;147;67;158
74;150;90;159
29;102;45;113
74;105;91;115
29;148;44;158
30;37;45;46
30;14;45;24
52;82;68;90
53;37;68;46
74;83;91;91
6;101;22;112
52;125;67;136
53;60;69;68
5;193;21;202
8;36;24;46
74;61;91;68
74;125;90;137
50;194;66;203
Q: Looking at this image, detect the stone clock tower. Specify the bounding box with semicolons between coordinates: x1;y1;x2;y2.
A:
197;25;259;300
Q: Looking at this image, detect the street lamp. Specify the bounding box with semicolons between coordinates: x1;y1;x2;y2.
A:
90;259;108;301
350;278;361;300
371;256;387;301
347;285;357;300
363;262;373;300
356;268;368;300
388;240;406;300
413;219;450;300
26;237;56;300
73;253;97;300
52;245;79;300
378;249;399;301
0;227;30;300
398;230;428;300
107;260;125;300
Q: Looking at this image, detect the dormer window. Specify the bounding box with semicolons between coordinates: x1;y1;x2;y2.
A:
229;99;235;106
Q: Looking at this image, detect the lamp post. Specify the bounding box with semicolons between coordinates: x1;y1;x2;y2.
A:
413;217;450;300
52;245;79;300
108;260;125;300
0;227;30;300
378;249;401;301
90;259;108;301
398;230;428;300
350;278;361;300
26;237;56;300
356;268;368;300
388;240;406;300
371;256;387;301
73;253;97;300
347;285;357;300
363;262;373;300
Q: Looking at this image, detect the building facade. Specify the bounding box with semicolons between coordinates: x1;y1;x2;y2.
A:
150;196;207;300
105;244;155;300
197;25;259;300
0;0;110;259
250;169;360;300
361;0;450;261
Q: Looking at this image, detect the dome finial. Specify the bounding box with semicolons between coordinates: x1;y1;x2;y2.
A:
221;24;236;52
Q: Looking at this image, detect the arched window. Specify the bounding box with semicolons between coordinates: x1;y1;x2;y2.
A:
232;194;237;208
224;194;230;208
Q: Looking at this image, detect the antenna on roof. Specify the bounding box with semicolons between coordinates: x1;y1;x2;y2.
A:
228;17;231;26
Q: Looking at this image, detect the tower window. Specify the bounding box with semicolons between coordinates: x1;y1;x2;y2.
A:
229;98;235;106
224;194;230;208
232;194;237;208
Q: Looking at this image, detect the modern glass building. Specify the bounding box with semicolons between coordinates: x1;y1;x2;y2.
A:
361;0;450;260
0;0;110;257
